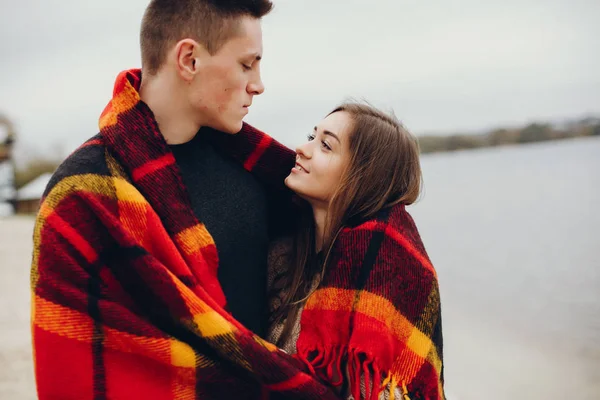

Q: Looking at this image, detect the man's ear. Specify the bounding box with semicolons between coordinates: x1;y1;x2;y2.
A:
174;39;205;81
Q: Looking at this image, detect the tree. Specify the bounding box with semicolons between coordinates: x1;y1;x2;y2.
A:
518;123;553;143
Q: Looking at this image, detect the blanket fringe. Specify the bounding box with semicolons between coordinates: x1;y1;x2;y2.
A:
401;381;411;400
299;346;408;400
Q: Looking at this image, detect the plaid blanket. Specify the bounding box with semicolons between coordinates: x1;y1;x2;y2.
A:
295;205;445;400
31;69;444;399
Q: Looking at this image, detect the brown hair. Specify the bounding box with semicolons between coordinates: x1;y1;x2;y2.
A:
273;101;423;345
140;0;273;75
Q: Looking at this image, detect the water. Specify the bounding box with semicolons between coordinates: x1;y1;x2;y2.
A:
409;136;600;399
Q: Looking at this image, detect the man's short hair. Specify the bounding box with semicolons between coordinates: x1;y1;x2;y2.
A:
141;0;273;75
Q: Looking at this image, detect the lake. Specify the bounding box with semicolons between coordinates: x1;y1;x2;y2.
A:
410;136;600;400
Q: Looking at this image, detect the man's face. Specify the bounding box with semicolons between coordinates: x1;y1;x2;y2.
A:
189;16;265;134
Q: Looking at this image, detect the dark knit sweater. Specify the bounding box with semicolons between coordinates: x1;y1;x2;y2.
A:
170;130;269;337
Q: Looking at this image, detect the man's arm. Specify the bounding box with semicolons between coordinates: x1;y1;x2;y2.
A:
32;187;110;399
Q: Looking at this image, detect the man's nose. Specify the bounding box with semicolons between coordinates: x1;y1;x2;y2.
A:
248;71;265;95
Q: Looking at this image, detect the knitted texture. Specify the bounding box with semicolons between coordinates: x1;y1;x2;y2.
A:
295;206;445;400
266;210;445;400
31;69;444;400
31;69;338;400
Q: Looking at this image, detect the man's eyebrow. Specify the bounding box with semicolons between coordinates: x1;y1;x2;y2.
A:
314;126;340;142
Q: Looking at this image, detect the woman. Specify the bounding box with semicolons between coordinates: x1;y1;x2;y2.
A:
267;102;444;400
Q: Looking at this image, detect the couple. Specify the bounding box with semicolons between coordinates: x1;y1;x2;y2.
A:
31;1;444;399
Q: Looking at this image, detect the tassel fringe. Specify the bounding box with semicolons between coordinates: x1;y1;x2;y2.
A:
299;346;411;400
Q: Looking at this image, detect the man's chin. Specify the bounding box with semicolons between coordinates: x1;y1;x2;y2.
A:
219;120;244;135
204;117;243;134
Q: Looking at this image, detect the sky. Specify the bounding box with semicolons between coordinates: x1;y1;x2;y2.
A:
1;0;599;161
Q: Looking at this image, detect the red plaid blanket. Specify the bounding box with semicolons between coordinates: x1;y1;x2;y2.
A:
31;69;443;399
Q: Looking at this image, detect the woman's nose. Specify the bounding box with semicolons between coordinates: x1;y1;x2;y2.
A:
296;142;312;159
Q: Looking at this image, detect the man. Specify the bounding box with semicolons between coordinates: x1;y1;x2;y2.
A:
31;0;339;399
139;0;269;338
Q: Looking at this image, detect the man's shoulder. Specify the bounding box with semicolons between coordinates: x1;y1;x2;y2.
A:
43;134;110;198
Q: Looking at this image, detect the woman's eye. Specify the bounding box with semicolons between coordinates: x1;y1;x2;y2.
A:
242;63;252;71
307;133;315;141
321;141;332;151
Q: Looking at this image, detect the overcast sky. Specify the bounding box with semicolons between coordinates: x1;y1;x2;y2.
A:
1;0;599;159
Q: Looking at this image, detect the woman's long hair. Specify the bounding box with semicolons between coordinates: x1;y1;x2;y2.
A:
273;102;423;345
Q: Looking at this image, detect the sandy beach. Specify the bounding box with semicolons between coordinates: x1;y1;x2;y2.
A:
1;216;36;399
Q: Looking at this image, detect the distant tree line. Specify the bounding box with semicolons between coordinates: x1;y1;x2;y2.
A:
417;117;600;154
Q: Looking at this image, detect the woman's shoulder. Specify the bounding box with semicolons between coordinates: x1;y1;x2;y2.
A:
336;204;432;266
341;203;415;234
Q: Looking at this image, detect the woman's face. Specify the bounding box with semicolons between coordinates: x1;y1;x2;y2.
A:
285;111;352;207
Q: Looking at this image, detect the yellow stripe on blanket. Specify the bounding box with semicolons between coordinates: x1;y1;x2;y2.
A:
33;295;94;342
305;288;435;358
170;340;199;368
175;224;215;256
99;82;139;129
113;177;147;204
194;310;235;338
406;326;433;359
